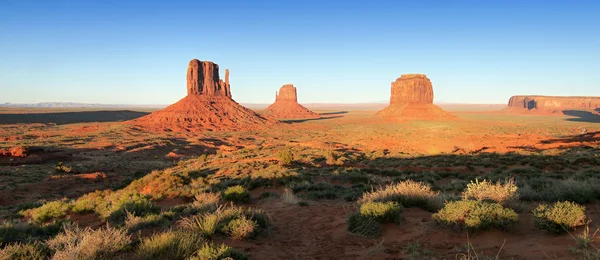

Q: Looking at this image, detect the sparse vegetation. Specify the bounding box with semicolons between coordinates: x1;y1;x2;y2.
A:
0;241;50;260
461;178;519;208
277;147;294;165
433;200;518;231
533;201;587;233
26;200;72;224
48;224;131;260
359;180;441;211
136;230;205;260
223;185;250;203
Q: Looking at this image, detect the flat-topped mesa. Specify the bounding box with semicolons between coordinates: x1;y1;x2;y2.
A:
376;73;455;120
507;95;600;112
275;84;298;102
186;59;231;97
390;74;434;105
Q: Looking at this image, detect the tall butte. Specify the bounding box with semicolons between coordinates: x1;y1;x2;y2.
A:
375;74;456;120
131;59;277;131
264;84;320;119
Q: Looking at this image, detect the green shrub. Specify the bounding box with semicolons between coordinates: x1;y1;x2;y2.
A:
224;217;258;240
359;201;403;223
181;211;221;239
358;180;440;211
137;230;205;260
223;186;250;203
55;162;72;173
48;225;131;260
124;212;171;232
0;220;63;244
433;200;518;231
462;179;519;207
0;241;50;260
533;201;587;233
191;242;248;260
347;213;382;237
27;200;72;224
277;148;294;165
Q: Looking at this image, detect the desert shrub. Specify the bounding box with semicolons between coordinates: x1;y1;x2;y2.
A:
0;220;63;245
55;162;72;173
358;180;440;211
181;211;221;239
137;230;205;260
519;178;599;204
192;193;221;212
359;201;403;223
124;212;171;232
27;200;72;224
533;201;587;233
432;200;518;231
281;188;299;204
48;225;131;260
277;148;294;165
462;178;519;208
347;213;382;237
223;217;258;240
0;241;50;260
223;186;250;203
191;242;248;260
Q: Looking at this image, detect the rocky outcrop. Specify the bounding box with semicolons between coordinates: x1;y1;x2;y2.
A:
376;74;455;120
132;59;277;132
507;95;600;113
264;84;320;119
390;74;434;105
186;59;231;97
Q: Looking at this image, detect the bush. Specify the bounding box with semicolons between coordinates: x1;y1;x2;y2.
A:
55;162;72;173
533;201;587;233
192;193;221;212
124;212;171;232
27;200;72;224
137;230;205;260
359;201;403;223
347;213;382;237
277;148;294;165
223;186;250;203
48;225;131;260
0;220;63;245
432;200;518;231
358;180;440;211
519;178;599;204
181;211;221;239
0;242;50;260
191;242;248;260
224;217;258;240
462;178;519;207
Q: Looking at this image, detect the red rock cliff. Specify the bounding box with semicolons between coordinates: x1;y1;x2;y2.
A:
390;74;434;105
186;59;231;97
507;95;600;111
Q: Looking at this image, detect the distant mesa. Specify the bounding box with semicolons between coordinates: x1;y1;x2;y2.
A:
506;95;600;114
375;74;456;120
263;84;320;119
131;59;277;132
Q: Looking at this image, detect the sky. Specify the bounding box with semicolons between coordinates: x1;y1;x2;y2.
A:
1;0;599;105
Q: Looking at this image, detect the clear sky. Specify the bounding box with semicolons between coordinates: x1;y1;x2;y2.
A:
1;0;599;105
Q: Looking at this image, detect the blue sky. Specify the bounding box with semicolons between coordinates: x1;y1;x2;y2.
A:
1;0;599;104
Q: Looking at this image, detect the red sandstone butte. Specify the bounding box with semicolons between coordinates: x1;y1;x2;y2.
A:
131;59;277;132
375;74;456;120
264;84;320;119
506;95;600;114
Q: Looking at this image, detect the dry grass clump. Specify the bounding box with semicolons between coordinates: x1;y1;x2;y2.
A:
358;180;440;211
533;201;587;233
136;230;204;260
432;200;518;231
48;224;131;260
462;178;519;209
281;188;299;204
181;205;268;241
0;241;50;260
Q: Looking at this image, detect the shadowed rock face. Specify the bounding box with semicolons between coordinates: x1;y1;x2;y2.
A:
390;74;434;105
507;96;600;111
186;59;231;97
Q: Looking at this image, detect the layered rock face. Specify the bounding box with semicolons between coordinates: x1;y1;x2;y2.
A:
186;60;231;97
376;74;455;120
507;95;600;113
390;74;434;105
264;84;320;119
132;59;277;131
